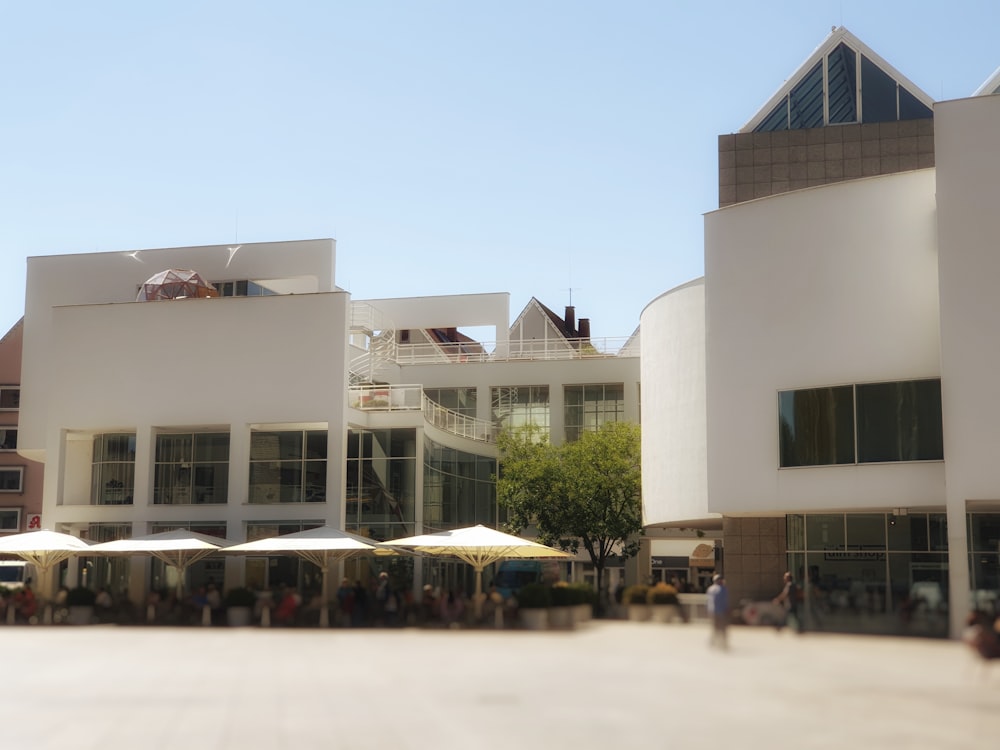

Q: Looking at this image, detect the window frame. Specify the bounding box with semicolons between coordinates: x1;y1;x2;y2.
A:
778;378;943;469
0;508;20;531
0;467;25;493
0;387;19;411
0;428;16;451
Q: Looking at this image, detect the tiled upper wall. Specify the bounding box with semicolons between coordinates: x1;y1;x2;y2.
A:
719;119;934;207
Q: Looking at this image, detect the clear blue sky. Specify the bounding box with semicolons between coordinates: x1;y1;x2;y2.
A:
2;1;999;340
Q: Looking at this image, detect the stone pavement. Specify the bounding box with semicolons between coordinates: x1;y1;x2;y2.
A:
1;621;997;750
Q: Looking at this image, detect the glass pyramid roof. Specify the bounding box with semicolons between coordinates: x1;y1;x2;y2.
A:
743;27;934;133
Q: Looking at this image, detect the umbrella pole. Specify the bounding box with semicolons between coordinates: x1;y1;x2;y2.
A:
474;567;484;620
319;566;330;628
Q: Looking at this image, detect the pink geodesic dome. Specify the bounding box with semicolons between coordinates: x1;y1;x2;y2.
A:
136;269;219;301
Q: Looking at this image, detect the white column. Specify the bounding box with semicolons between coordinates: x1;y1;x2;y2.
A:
946;502;971;639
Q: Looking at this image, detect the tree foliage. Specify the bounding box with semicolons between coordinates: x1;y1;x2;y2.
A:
496;421;642;590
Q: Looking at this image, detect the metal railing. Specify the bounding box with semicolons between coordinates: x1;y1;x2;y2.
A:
392;336;638;365
348;385;494;443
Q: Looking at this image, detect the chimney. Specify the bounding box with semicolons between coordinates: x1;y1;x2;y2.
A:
564;306;576;336
578;318;591;343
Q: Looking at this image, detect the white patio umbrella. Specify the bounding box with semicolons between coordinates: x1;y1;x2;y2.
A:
87;529;233;600
383;524;572;617
221;526;392;627
0;529;93;624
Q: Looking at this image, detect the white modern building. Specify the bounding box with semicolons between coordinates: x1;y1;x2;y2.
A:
642;27;1000;638
15;238;640;604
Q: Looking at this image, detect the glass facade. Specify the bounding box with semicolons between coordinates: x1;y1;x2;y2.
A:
345;429;416;540
148;522;228;594
491;386;549;435
423;437;497;531
564;383;624;442
969;514;1000;615
248;430;327;504
244;521;324;592
779;379;943;468
154;433;229;504
786;512;948;637
81;523;132;595
91;434;136;505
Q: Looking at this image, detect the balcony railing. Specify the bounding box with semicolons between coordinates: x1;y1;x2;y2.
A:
348;385;494;443
393;336;638;365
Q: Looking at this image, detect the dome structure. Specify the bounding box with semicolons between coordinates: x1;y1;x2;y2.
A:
136;269;218;301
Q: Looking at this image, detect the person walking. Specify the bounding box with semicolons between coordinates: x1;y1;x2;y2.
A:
773;571;803;633
706;573;730;650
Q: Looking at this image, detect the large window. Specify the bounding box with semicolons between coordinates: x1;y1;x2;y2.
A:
249;430;327;504
564;383;624;442
969;514;1000;614
154;433;229;504
0;428;16;451
0;387;18;410
149;522;228;592
91;434;136;505
786;512;949;638
81;523;132;592
0;468;23;493
346;429;416;539
856;380;943;463
778;379;942;468
491;386;549;435
423;438;497;531
0;508;20;530
245;521;324;591
779;386;855;467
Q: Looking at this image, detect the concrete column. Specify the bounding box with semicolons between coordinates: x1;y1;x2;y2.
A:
946;502;971;639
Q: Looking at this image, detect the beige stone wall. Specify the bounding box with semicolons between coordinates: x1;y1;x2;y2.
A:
721;516;786;604
719;119;935;207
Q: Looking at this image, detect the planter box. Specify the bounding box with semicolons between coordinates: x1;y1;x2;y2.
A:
649;604;682;623
67;605;94;626
519;608;549;630
626;604;650;622
573;604;592;625
548;606;575;630
226;606;253;627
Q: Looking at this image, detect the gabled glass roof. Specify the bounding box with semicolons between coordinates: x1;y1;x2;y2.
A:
973;66;1000;96
744;27;934;133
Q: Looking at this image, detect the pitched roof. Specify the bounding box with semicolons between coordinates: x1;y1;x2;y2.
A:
973;66;1000;96
741;26;934;133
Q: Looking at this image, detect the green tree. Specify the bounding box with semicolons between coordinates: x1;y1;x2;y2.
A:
496;421;642;596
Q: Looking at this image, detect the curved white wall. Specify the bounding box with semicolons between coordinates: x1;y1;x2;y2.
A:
704;170;945;514
640;279;710;525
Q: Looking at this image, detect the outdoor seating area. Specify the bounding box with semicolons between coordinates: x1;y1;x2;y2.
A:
0;524;615;632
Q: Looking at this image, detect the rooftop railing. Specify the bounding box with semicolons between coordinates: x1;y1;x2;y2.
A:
393;336;638;365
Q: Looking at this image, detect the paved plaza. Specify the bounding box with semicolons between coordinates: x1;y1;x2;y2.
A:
1;621;997;750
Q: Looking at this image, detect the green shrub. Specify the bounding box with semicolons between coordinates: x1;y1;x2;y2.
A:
224;587;257;607
66;587;97;606
568;582;597;606
622;584;650;605
516;582;551;609
550;582;573;607
646;582;679;605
